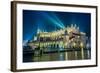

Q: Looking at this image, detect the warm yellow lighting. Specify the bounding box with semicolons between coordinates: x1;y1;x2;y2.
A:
78;36;80;38
30;24;88;51
73;42;76;48
80;42;84;48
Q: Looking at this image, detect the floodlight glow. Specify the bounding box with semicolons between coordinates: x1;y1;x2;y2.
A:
42;12;65;29
50;13;65;28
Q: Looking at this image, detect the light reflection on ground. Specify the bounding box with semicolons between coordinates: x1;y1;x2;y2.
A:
23;48;91;62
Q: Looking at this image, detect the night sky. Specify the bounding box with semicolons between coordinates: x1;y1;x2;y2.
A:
23;10;91;43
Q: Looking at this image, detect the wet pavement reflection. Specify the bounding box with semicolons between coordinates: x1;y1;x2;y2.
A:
23;48;91;62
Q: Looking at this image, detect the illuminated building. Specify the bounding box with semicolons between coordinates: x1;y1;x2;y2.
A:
28;24;89;51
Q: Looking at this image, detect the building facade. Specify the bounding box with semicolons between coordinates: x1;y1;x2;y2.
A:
28;24;88;51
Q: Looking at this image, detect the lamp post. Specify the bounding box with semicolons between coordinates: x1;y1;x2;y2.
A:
80;42;84;59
